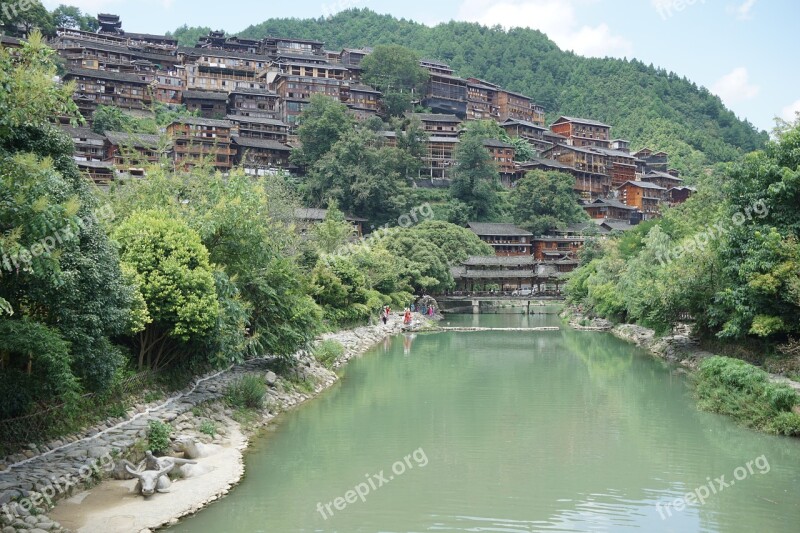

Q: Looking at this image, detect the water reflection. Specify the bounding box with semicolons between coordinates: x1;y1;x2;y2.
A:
403;333;416;356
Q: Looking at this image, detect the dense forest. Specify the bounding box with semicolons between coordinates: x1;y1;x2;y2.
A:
171;8;768;179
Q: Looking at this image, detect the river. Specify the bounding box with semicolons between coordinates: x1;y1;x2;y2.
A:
168;311;800;532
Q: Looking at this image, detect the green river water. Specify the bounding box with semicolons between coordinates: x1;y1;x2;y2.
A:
168;311;800;532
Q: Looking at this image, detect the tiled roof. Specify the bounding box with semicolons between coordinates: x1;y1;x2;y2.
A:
294;208;367;222
183;90;228;101
348;83;381;94
227;115;287;127
105;131;162;149
601;219;639;232
590;146;637;159
618;180;666;190
171;117;232;128
178;46;270;61
228;87;278;96
462;256;537;266
588;198;638;210
519;158;574;171
451;268;539;279
54;37;178;63
59;125;106;141
467;222;533;237
644;170;683;182
232;136;291;151
64;67;149;84
408;113;462;123
500;118;546;131
483;138;514;149
552;116;611;128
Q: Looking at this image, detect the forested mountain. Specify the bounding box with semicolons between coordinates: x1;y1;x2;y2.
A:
172;8;767;177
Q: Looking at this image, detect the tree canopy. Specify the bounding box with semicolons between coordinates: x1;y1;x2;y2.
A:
361;44;428;116
511;170;589;235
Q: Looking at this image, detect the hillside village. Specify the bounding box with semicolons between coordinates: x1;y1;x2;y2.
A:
3;14;696;292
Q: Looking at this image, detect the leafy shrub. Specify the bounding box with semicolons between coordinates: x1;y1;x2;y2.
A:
147;420;173;455
769;412;800;436
314;340;345;369
225;374;266;409
199;420;217;437
696;356;800;435
765;385;798;412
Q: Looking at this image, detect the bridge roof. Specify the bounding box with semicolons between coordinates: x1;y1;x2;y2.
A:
462;255;538;267
467;222;533;237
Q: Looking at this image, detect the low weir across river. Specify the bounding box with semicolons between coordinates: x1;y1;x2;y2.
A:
436;295;566;314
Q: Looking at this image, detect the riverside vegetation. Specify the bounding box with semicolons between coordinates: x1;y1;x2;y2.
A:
0;34;492;454
565;116;800;435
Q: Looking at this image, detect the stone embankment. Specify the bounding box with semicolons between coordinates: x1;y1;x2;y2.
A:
0;316;409;533
563;307;800;392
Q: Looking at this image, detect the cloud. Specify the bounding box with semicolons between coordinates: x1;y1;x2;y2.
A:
726;0;757;20
457;0;633;58
711;67;760;105
42;0;176;12
43;0;121;9
780;99;800;121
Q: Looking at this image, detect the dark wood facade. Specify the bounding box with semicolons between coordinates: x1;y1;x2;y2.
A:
167;117;234;171
467;222;533;257
64;67;152;117
550;116;611;148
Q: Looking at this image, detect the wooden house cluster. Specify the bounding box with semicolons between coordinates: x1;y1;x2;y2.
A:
14;14;694;217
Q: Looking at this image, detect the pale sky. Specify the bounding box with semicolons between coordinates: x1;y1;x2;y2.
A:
43;0;800;132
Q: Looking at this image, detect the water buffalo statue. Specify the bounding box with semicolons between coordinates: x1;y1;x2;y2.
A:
125;461;175;497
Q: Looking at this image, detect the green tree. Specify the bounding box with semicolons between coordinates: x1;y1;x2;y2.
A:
51;5;99;31
304;127;409;224
0;31;78;138
310;256;371;325
292;95;354;168
311;201;355;254
0;319;79;418
708;121;800;339
392;115;428;179
511;170;587;235
1;1;55;36
509;137;536;162
91;105;141;135
107;170;322;363
409;220;494;264
450;135;502;221
114;211;219;370
1;32;135;393
377;229;453;293
361;44;428;116
167;24;213;47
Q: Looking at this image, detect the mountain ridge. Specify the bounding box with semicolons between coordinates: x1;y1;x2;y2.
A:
171;8;768;178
